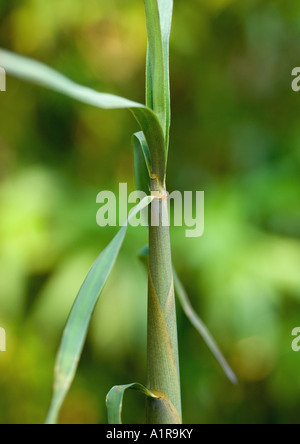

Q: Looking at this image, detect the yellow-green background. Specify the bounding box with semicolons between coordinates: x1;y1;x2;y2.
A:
0;0;300;424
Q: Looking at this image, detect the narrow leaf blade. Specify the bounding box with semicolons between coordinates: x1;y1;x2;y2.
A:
157;0;173;46
45;197;154;424
0;48;166;185
173;269;238;385
0;48;140;109
145;0;173;150
144;0;166;134
157;0;173;150
132;132;151;194
145;46;153;110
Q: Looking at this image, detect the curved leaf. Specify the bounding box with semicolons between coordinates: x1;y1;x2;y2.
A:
0;48;166;186
106;383;181;424
173;269;238;385
45;197;154;424
106;383;159;424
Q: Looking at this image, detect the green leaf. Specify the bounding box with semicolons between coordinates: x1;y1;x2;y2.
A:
106;383;159;424
173;269;238;385
157;0;173;151
45;197;154;424
144;0;166;136
145;0;173;150
157;0;173;50
132;132;151;194
145;45;153;110
0;48;166;186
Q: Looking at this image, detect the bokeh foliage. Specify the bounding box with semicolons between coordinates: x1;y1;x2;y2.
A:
0;0;300;424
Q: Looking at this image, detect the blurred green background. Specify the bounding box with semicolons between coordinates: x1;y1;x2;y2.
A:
0;0;300;424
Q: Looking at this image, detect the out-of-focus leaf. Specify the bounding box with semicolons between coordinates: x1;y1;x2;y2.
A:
157;0;173;150
45;197;154;425
0;48;166;185
139;245;237;385
173;269;238;385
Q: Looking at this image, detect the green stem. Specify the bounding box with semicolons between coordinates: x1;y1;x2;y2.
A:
146;178;182;424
